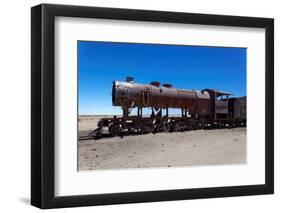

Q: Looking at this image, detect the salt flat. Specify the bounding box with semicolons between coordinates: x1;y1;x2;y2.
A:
78;116;246;171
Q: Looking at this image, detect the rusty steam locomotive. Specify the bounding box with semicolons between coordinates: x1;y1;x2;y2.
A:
88;77;246;139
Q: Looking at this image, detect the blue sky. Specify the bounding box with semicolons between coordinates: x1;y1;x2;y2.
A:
78;41;246;115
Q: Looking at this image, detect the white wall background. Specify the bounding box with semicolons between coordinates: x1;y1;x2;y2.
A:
0;0;279;212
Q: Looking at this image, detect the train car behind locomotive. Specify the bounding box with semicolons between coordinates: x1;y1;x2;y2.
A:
86;77;246;139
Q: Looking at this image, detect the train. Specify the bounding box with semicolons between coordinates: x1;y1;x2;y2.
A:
87;77;246;139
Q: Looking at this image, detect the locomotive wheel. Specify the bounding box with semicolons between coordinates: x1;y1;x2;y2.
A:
186;119;196;130
174;123;181;132
141;125;153;134
109;124;121;136
192;120;198;130
147;125;154;133
227;122;233;128
162;123;170;132
235;122;241;127
198;119;206;129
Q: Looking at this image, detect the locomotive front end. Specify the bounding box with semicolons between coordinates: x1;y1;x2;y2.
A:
112;77;135;107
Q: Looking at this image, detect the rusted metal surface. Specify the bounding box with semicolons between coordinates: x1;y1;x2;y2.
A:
233;96;246;119
215;100;229;114
112;80;212;116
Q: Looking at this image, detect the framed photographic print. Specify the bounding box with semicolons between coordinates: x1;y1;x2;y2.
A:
31;4;274;209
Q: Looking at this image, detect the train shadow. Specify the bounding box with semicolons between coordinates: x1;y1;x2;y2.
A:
79;125;246;141
79;130;169;141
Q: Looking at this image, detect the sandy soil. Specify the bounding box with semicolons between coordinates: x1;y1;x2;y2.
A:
78;116;246;171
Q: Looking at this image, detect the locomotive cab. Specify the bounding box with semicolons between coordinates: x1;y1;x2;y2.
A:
203;89;232;120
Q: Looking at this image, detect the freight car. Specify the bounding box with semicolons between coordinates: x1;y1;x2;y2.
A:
87;77;246;139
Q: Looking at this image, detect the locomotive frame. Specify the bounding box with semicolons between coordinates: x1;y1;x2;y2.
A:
31;4;274;209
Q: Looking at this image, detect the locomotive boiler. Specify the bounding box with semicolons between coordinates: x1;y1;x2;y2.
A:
112;77;211;118
86;77;246;139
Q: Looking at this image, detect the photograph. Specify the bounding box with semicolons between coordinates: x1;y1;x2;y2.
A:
77;41;247;171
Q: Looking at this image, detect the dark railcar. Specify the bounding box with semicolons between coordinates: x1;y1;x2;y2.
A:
229;96;247;124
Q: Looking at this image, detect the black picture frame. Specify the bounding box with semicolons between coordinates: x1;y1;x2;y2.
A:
31;3;274;209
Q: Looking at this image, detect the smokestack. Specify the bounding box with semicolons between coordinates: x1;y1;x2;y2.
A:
126;76;134;83
151;81;161;87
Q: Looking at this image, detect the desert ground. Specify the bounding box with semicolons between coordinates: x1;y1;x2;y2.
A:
78;115;246;171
